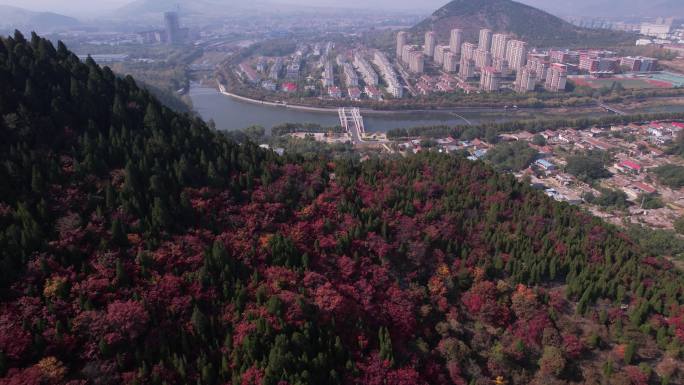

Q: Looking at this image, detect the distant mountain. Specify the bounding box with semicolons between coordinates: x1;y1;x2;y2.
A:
521;0;684;17
412;0;635;47
0;5;80;31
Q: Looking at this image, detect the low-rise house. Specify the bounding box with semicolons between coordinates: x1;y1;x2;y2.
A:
281;82;298;93
261;80;277;91
328;86;342;98
616;160;642;174
347;87;361;100
535;159;556;171
365;86;382;100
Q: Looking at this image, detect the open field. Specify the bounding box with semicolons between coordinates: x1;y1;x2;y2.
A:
571;76;672;89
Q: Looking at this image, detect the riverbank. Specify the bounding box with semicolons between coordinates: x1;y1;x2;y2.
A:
215;82;603;118
218;82;339;114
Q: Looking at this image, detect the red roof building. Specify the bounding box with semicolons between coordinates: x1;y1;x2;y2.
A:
618;160;642;173
633;182;656;194
281;82;297;92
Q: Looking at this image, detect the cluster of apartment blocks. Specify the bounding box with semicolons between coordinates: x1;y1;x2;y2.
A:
396;28;660;94
319;50;403;100
396;28;547;92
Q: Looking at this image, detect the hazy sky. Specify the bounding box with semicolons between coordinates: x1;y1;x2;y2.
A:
0;0;661;17
1;0;451;15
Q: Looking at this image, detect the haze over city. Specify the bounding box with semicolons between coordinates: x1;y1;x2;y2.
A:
0;0;679;16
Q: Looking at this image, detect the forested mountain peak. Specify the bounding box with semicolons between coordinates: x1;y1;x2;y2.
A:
0;31;683;385
412;0;634;47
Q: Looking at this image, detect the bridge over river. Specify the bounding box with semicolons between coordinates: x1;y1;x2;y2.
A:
338;107;367;144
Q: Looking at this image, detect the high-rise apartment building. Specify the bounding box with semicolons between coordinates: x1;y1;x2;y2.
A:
164;11;181;45
461;42;477;61
424;32;437;58
473;49;492;70
396;31;408;59
409;51;424;73
444;51;459;73
480;67;501;92
478;29;492;52
402;45;415;65
493;57;509;76
459;57;475;79
527;54;549;81
434;46;449;65
491;33;509;59
515;65;537;93
449;29;463;55
505;40;528;71
545;63;567;92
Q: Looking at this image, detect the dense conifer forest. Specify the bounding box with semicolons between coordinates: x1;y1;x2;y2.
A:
0;31;683;385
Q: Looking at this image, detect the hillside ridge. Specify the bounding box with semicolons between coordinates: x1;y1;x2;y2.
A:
0;31;682;385
412;0;634;47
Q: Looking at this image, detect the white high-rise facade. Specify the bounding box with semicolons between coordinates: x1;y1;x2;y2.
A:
491;33;509;59
435;46;450;65
461;42;477;61
480;67;501;92
478;29;492;52
505;40;528;71
473;49;492;69
459;57;475;79
515;65;537;93
409;51;424;73
444;51;459;72
396;31;408;59
545;63;567;92
449;29;463;55
424;31;437;58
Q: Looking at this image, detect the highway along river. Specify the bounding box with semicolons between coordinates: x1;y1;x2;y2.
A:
189;84;612;133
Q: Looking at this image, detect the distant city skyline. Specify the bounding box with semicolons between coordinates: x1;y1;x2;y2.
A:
0;0;678;17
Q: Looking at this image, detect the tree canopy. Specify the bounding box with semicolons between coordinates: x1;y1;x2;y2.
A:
0;31;683;385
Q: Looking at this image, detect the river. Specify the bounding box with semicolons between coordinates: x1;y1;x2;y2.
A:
190;85;684;133
190;86;520;133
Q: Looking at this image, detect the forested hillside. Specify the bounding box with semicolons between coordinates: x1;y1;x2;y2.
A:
0;31;683;385
412;0;634;48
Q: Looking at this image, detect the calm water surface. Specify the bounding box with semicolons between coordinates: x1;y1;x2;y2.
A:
190;86;508;133
190;85;684;133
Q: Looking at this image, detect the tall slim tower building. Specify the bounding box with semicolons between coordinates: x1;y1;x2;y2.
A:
473;49;492;70
506;40;528;71
449;29;463;55
434;46;449;65
545;63;567;92
459;57;475;79
396;31;408;59
164;11;180;45
444;51;459;72
409;51;425;74
491;33;509;59
424;31;437;58
480;67;501;92
515;65;537;93
478;29;492;52
461;42;477;61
